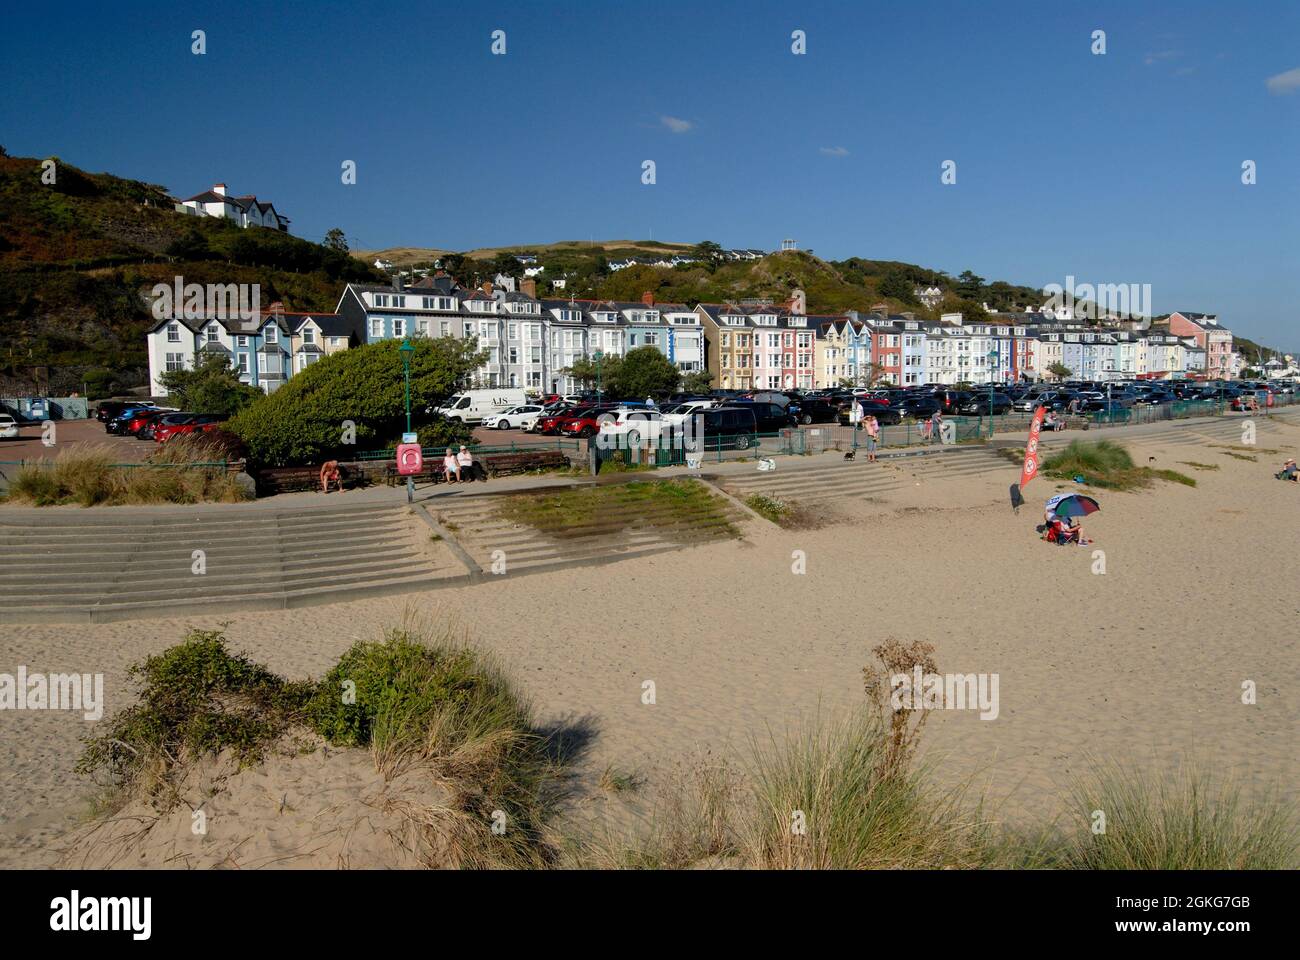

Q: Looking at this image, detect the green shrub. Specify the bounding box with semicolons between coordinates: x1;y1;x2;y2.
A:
226;337;485;466
1043;439;1195;490
77;630;314;796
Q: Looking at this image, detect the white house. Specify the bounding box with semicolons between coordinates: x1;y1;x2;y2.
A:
177;183;290;232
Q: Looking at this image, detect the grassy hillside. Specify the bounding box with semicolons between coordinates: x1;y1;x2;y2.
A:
0;151;382;397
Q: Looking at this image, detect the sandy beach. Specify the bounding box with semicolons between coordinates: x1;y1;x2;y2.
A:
2;419;1297;867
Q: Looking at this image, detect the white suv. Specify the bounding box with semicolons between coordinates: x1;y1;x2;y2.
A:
595;407;665;449
0;414;18;440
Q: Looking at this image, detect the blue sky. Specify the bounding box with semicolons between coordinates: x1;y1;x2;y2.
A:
2;0;1297;348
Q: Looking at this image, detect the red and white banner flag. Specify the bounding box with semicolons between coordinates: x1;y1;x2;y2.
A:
1019;406;1046;490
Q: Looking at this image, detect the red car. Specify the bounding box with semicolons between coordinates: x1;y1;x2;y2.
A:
558;405;620;438
155;414;226;443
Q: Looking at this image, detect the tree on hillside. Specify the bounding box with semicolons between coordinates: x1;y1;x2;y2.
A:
165;230;212;261
956;270;985;301
957;299;987;323
323;228;349;253
227;337;484;466
596;264;666;302
158;353;263;416
878;271;919;305
488;252;521;280
692;240;724;271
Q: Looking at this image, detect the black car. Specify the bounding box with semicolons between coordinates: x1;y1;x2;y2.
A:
956;392;1013;415
729;400;798;433
896;395;943;418
790;398;839;424
837;402;903;426
698;406;759;449
936;390;977;414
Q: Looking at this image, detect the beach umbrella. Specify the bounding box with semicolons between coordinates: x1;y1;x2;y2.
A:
1044;493;1100;518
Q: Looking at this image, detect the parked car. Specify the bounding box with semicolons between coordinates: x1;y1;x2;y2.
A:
955;393;1012;416
154;414;227;443
790;398;840;424
0;414;18;440
936;390;977;414
697;406;759;450
483;404;545;431
837;402;902;426
96;400;155;423
105;405;160;433
596;407;665;448
660;400;717;427
435;388;530;424
559;404;621;438
729;400;798;433
139;412;196;440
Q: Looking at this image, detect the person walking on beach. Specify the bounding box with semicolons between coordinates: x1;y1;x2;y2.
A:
930;409;944;444
864;413;880;462
443;447;461;483
920;415;933;444
319;460;342;493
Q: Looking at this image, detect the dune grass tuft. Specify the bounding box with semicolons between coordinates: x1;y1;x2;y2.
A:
1043;439;1195;489
7;439;250;506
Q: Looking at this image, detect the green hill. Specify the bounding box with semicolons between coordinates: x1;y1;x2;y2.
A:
0;150;382;397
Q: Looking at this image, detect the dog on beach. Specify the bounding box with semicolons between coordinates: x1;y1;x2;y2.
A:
843;450;856;461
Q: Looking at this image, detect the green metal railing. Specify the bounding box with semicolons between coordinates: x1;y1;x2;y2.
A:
354;437;580;461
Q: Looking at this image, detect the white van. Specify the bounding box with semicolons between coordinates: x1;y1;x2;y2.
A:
436;388;530;424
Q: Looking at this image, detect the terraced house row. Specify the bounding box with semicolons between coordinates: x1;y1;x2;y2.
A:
146;270;1238;396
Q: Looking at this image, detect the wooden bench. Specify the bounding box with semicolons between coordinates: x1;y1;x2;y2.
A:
482;450;569;476
255;450;571;496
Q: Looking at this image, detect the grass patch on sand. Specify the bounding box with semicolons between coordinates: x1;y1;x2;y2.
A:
568;638;1296;870
1177;461;1220;471
1035;761;1298;869
1220;451;1257;462
742;493;821;528
497;478;737;541
6;437;250;506
1042;440;1195;490
80;623;567;867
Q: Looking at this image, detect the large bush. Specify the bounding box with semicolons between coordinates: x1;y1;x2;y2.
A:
227;337;484;466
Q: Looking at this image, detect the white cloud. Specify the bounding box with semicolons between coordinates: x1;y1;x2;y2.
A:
660;115;692;134
819;146;850;157
1265;67;1300;94
1143;50;1181;66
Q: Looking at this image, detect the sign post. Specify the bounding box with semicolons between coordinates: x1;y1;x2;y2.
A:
398;340;416;503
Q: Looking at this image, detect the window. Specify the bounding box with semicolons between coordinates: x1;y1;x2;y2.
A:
440;321;450;336
393;318;405;337
508;323;518;339
301;327;315;344
264;326;278;344
629;334;638;347
416;319;429;336
165;353;185;372
166;323;181;343
422;297;435;309
374;294;389;307
237;354;249;374
463;322;474;338
392;296;406;308
206;325;219;343
508;347;518;364
370;318;384;338
645;332;659;345
237;335;248;347
720;332;730;347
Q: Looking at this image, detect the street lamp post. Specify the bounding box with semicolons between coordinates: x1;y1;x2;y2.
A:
593;349;604;403
399;339;415;503
986;344;999;436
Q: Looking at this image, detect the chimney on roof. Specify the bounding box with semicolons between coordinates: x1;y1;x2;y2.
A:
392;274;404;292
641;291;654;306
520;277;536;298
213;183;227;196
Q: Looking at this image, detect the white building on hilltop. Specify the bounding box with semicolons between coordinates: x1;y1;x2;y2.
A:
177;183;290;232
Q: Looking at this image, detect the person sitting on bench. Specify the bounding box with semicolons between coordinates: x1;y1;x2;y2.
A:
443;447;461;483
320;460;342;493
457;445;486;482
